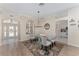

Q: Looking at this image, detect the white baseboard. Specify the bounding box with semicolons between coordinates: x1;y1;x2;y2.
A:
68;43;79;48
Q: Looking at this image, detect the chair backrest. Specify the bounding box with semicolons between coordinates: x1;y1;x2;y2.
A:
37;35;47;45
41;36;47;44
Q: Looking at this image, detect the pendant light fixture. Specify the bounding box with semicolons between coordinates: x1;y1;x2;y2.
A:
37;3;45;24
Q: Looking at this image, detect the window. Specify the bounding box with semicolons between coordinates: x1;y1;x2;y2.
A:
9;26;14;30
3;19;11;23
4;32;6;37
9;31;14;37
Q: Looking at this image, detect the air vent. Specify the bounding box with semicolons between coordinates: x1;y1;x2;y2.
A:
39;3;45;6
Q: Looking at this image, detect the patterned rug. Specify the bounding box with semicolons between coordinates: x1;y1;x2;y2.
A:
22;40;64;56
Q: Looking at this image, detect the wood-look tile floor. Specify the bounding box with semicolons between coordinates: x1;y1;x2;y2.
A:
59;45;79;56
0;42;33;56
0;41;79;56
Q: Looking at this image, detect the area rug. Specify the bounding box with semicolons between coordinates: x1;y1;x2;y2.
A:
22;40;64;56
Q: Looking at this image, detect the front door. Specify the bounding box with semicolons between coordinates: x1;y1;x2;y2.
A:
2;19;20;45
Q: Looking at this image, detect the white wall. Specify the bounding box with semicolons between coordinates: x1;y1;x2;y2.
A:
68;7;79;47
0;15;2;45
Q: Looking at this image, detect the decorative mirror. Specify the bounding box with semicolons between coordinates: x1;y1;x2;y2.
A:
44;23;50;30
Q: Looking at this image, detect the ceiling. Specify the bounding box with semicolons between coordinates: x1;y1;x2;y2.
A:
0;3;79;17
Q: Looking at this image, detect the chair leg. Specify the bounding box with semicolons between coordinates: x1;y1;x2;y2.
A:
54;42;56;46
